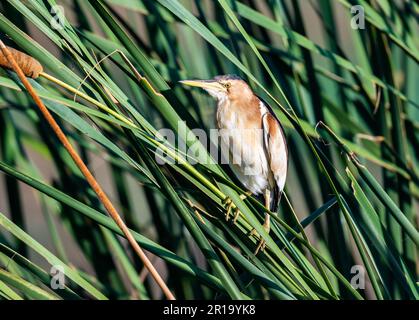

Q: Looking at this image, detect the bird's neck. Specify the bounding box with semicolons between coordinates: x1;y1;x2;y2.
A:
215;94;262;130
215;98;231;129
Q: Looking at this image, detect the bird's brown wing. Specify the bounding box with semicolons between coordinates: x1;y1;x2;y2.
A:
257;95;288;164
260;99;288;212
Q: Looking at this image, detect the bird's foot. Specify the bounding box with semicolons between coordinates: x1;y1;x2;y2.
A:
222;197;234;221
240;191;252;200
222;198;241;223
232;207;241;224
249;220;270;255
222;191;251;222
255;238;267;255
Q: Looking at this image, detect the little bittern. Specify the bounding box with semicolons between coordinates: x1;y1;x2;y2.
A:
181;75;288;253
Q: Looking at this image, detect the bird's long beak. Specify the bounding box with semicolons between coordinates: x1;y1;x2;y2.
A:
179;79;225;92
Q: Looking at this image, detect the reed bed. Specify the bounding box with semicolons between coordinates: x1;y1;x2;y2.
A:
0;0;417;300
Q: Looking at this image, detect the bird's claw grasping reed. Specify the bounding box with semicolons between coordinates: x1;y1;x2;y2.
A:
232;207;241;224
255;239;267;255
249;223;270;255
222;191;251;222
222;196;234;221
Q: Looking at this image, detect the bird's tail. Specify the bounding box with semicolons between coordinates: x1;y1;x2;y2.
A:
270;187;282;213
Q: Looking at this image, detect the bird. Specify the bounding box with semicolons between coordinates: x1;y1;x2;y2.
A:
180;75;288;253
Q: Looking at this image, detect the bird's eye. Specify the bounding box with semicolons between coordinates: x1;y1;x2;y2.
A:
224;82;231;89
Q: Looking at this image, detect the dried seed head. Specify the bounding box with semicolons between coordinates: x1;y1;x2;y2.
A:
0;46;43;79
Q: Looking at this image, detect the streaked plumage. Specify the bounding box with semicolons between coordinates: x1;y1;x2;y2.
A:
180;75;288;252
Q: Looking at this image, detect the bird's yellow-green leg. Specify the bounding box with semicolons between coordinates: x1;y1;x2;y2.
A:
253;189;271;255
222;191;252;222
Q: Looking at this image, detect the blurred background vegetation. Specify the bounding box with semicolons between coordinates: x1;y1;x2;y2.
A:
0;0;417;300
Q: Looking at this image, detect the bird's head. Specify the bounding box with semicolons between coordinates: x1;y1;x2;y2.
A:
180;75;253;102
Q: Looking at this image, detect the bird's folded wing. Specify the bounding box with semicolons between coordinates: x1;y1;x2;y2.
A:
262;112;288;210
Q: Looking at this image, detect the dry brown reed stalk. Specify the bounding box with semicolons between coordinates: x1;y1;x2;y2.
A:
0;43;175;300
